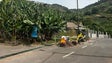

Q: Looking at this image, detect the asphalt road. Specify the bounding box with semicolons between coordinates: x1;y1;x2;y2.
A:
0;38;112;63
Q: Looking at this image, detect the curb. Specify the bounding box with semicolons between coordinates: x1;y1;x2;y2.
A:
0;46;43;59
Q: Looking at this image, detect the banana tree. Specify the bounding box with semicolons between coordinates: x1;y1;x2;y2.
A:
0;0;67;42
37;9;66;40
0;0;24;41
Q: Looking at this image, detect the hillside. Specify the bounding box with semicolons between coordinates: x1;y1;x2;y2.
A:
82;0;112;36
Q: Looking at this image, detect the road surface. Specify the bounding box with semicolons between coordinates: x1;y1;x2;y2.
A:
0;38;112;63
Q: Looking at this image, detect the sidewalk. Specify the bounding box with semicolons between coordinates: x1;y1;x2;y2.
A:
0;43;43;59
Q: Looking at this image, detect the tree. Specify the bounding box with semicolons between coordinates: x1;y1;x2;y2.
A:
91;7;99;14
38;9;66;40
0;0;67;43
107;7;112;14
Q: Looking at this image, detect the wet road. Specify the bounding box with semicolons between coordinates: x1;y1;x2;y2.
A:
0;38;112;63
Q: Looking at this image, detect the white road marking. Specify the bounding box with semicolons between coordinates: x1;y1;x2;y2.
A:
82;45;87;48
90;43;93;45
91;45;96;47
63;52;74;58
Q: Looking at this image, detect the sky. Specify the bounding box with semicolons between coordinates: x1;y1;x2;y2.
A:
31;0;98;9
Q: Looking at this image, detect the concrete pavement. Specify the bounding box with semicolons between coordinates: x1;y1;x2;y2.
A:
0;38;94;59
44;38;112;63
0;44;43;59
0;45;58;63
0;38;112;63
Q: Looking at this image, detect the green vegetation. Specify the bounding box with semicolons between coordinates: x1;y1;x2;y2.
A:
0;0;76;45
82;0;112;37
0;0;112;45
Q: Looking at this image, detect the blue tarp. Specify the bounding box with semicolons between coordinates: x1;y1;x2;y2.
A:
31;26;38;38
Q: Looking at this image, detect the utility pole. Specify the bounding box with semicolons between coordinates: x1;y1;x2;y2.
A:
76;0;80;34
